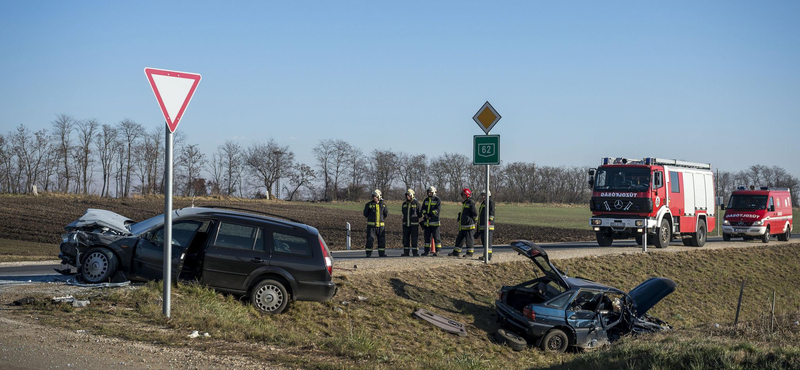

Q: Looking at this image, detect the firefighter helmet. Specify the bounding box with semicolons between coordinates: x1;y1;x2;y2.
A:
462;188;471;197
405;189;415;198
480;190;491;196
372;189;382;199
426;186;437;196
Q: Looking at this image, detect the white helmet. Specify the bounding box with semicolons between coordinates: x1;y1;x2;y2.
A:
481;190;491;196
405;189;415;198
372;189;382;199
426;186;437;196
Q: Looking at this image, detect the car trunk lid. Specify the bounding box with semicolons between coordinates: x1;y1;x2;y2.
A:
627;277;677;317
510;240;569;291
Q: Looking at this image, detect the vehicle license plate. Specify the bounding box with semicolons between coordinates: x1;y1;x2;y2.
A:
611;222;624;227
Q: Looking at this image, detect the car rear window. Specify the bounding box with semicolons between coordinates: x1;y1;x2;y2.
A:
215;222;259;250
273;232;311;257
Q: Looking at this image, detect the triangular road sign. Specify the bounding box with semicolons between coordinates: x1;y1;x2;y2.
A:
144;68;202;133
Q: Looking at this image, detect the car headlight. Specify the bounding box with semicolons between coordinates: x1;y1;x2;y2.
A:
591;219;602;225
635;220;643;227
62;234;69;243
752;220;763;226
723;220;730;225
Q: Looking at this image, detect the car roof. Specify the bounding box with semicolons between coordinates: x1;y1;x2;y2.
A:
564;277;624;293
175;207;314;233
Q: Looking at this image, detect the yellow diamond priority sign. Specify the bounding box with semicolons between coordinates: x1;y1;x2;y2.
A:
473;101;501;134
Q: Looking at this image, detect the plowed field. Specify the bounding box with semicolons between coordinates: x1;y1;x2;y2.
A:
0;195;593;250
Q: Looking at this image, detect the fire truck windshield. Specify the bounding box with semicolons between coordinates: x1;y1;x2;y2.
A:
594;167;650;192
727;195;767;210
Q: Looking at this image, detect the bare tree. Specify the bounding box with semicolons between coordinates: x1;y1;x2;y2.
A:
368;149;398;196
313;139;335;200
330;139;351;201
75;119;98;194
504;162;536;202
344;146;368;201
246;139;294;199
95;124;117;197
178;144;207;197
438;153;469;201
207;152;225;196
51;114;74;192
218;141;243;196
0;134;9;193
117;119;144;197
10;125;32;192
285;163;315;201
397;153;428;193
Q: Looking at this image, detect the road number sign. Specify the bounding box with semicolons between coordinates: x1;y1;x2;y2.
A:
473;135;500;165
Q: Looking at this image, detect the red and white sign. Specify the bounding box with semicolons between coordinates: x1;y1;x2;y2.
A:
144;68;202;132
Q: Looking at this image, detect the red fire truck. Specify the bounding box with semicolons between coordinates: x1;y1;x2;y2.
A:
588;157;717;248
721;187;792;243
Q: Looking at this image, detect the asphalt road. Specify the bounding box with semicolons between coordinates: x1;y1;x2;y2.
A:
3;233;797;285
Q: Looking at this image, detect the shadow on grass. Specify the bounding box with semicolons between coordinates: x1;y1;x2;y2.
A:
389;278;497;334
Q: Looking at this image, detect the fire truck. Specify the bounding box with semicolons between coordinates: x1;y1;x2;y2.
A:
588;157;716;248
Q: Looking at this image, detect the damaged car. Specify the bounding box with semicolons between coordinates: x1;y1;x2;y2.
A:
59;207;336;314
495;240;675;353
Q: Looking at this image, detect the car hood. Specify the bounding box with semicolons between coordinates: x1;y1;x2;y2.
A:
65;208;134;235
510;240;569;291
628;277;677;317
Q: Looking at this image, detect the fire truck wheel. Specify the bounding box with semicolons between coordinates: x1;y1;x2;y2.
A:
691;220;707;247
635;235;643;245
596;233;613;247
761;227;770;244
654;219;671;249
723;233;731;241
777;228;790;242
682;238;693;246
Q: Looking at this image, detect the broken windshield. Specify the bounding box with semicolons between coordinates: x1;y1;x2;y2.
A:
727;195;767;210
594;167;650;192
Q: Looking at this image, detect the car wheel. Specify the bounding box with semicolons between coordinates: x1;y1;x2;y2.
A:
691;220;707;247
80;248;118;283
541;328;569;353
595;233;613;247
761;227;770;244
723;233;731;241
654;219;671;249
251;279;289;314
495;328;527;351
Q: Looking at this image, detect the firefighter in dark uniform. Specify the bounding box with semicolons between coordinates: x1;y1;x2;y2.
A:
400;189;421;256
450;188;478;257
363;189;388;257
420;186;441;256
474;190;495;261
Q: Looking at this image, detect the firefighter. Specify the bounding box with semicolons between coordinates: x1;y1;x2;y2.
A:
450;188;478;257
363;189;388;257
400;189;421;256
420;186;441;256
474;190;495;261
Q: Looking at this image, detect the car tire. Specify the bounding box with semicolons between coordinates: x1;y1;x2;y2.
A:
691;220;707;247
723;233;731;241
251;279;290;314
495;328;527;351
596;233;613;247
777;228;790;242
654;219;671;249
540;328;569;353
80;248;118;283
761;227;770;244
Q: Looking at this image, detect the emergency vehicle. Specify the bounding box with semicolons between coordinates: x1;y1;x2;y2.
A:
588;157;716;248
721;187;792;243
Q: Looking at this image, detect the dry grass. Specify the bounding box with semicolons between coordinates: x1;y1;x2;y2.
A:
14;243;800;369
0;238;59;262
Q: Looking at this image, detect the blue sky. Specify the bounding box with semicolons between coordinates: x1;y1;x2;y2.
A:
1;1;798;176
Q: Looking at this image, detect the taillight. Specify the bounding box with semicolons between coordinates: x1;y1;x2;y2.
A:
523;306;536;321
319;236;333;275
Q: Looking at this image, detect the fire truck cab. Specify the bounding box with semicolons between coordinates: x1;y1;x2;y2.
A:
721;187;792;243
588;157;716;248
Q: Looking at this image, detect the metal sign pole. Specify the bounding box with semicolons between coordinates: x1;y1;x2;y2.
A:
163;123;173;318
484;165;490;264
643;219;647;253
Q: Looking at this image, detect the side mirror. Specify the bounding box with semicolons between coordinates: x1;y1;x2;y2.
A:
769;205;775;212
587;169;595;176
588;179;594;189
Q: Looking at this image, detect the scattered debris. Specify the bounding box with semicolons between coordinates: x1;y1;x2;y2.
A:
72;299;90;308
188;331;201;338
794;321;799;326
357;296;368;301
714;323;720;329
12;297;36;306
65;279;131;288
51;295;90;307
203;332;211;338
334;307;344;313
412;308;467;336
76;330;87;333
353;264;358;269
340;301;350;306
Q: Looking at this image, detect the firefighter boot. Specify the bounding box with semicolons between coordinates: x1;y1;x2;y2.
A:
401;248;410;257
365;251;372;257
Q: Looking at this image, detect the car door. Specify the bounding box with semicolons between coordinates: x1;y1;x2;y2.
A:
202;221;269;293
131;220;203;281
565;290;604;347
267;226;318;298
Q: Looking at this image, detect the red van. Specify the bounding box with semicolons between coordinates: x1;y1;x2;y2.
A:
722;187;793;243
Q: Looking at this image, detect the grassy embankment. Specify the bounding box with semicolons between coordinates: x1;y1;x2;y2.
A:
310;201;591;230
15;244;800;369
0;239;60;263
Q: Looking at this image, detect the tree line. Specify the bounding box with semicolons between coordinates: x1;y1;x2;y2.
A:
2;116;797;205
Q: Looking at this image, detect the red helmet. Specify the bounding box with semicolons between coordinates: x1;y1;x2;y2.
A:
462;188;471;197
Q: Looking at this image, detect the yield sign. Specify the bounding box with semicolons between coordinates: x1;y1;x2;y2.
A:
473;101;501;134
144;68;202;132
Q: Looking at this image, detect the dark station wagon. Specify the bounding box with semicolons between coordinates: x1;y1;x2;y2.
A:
59;207;336;314
495;240;676;352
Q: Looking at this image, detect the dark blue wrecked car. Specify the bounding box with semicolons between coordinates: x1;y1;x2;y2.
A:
495;240;676;353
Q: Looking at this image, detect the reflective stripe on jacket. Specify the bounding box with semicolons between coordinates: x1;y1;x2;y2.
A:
421;196;441;227
458;198;478;230
478;199;495;231
364;200;388;227
402;199;421;227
